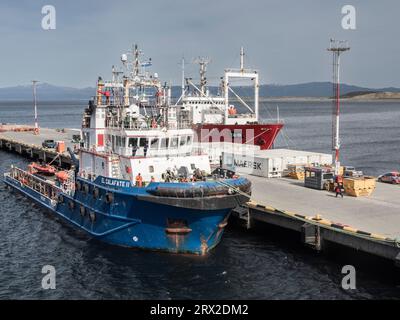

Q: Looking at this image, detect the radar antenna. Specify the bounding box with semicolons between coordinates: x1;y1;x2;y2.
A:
194;57;211;95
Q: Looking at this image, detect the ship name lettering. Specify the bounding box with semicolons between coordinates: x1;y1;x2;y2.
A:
234;159;261;170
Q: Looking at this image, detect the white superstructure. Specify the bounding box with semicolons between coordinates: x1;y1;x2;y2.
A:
179;47;260;125
80;45;211;183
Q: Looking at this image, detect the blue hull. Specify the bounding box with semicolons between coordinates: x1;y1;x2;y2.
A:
3;174;249;255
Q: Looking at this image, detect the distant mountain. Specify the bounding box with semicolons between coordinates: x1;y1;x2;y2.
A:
1;82;399;100
242;82;400;98
0;83;94;101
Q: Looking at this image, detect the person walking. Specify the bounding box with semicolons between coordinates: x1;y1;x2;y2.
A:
335;183;344;198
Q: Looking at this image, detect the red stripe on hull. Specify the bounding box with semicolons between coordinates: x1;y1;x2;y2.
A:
194;123;283;150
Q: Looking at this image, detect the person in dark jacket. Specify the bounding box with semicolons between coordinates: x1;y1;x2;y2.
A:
335;183;344;198
143;142;148;157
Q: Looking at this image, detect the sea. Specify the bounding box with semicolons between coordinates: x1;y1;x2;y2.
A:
0;100;399;299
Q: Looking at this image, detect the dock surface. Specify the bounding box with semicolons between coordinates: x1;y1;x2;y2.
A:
0;127;80;167
246;175;400;239
0;127;78;150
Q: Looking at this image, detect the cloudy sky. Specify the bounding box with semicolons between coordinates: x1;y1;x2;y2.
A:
0;0;399;88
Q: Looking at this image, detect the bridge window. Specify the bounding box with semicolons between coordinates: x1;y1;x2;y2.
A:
139;138;148;148
180;136;186;146
170;137;179;148
150;138;159;149
128;138;138;147
160;138;169;149
116;136;122;147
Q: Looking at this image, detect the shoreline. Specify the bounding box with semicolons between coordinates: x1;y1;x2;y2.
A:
0;97;399;103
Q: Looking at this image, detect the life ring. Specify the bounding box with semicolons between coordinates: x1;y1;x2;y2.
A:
68;200;75;210
57;194;64;203
75;181;82;191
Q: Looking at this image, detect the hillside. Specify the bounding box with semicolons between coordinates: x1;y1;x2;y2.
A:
1;82;400;100
341;91;400;100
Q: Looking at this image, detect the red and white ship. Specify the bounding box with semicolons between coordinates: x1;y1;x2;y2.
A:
176;48;283;163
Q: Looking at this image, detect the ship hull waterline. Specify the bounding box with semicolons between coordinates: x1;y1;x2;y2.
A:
3;174;249;255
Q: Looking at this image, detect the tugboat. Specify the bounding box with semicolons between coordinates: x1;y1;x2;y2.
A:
3;45;251;255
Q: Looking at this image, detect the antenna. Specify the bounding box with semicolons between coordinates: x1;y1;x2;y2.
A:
327;39;350;175
111;65;123;82
32;80;39;135
181;56;186;97
133;44;140;77
194;57;211;95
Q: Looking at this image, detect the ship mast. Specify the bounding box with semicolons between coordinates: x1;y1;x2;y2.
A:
181;56;185;97
194;57;210;95
111;65;124;107
133;44;140;77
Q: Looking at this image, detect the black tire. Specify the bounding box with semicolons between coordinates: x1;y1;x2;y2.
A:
93;187;99;199
105;192;114;204
80;205;86;217
89;211;96;223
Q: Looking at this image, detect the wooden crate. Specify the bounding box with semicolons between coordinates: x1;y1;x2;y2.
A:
343;176;376;197
287;164;306;180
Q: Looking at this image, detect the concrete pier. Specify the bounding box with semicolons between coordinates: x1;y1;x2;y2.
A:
238;175;400;265
0;127;79;167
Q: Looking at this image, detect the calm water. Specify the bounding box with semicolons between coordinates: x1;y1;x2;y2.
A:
0;100;400;299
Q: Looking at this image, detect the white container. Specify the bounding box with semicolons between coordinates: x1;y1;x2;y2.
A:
222;149;332;178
